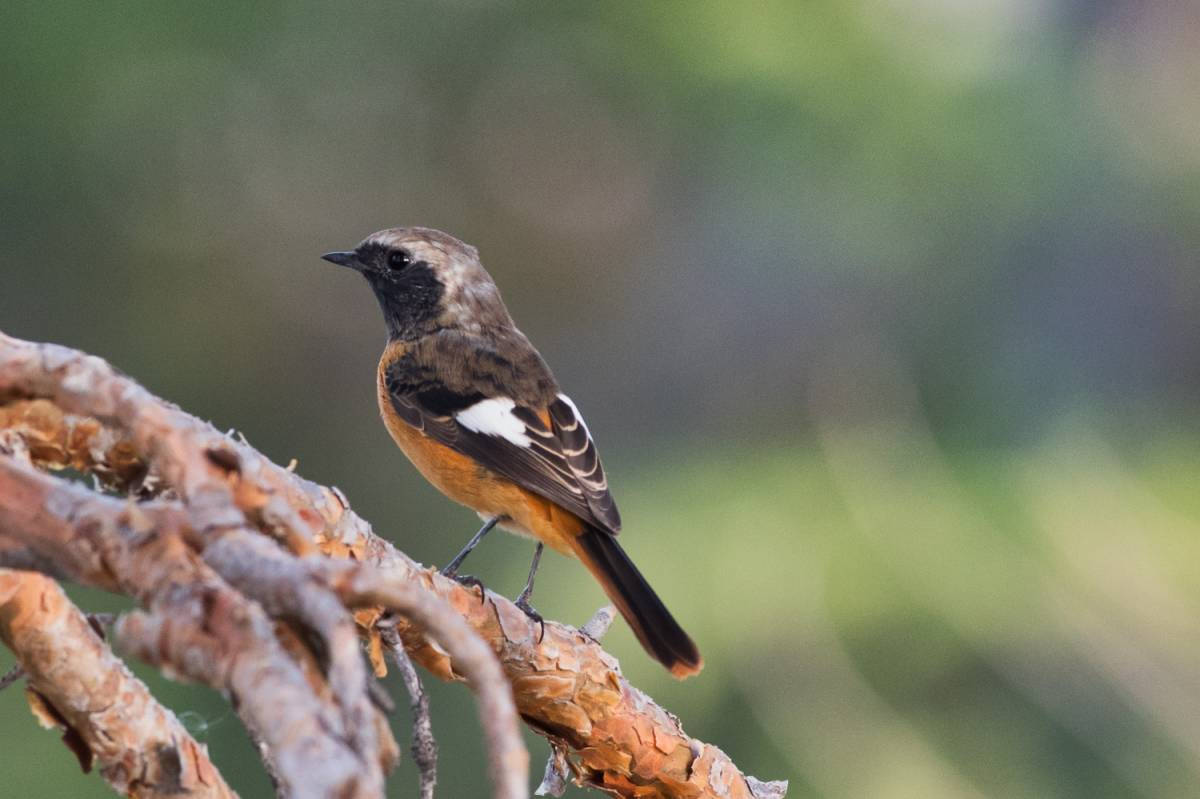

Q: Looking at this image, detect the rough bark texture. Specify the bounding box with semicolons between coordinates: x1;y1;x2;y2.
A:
0;569;235;798
0;330;786;799
0;453;394;799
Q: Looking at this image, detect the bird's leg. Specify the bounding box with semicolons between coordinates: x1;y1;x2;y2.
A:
441;517;500;601
515;543;543;606
441;516;499;577
514;543;545;640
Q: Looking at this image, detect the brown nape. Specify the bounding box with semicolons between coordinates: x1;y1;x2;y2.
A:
571;527;703;678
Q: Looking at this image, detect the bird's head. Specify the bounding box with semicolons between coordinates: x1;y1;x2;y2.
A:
323;227;508;340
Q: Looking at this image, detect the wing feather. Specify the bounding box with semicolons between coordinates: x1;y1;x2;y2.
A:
385;358;621;533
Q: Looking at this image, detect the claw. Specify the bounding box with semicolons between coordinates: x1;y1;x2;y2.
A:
450;573;487;603
511;541;545;643
515;598;545;642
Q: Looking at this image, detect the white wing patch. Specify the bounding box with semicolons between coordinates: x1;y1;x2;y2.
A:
455;397;532;447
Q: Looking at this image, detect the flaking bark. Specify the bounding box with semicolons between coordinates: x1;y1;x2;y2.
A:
0;569;235;798
0;330;786;799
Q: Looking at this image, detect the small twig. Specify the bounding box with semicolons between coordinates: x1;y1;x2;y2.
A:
579;605;616;641
381;625;438;799
745;777;790;799
0;662;24;691
535;742;571;797
86;612;116;637
367;678;396;715
337;571;529;799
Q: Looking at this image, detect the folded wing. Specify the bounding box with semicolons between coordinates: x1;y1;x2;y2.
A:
384;358;621;534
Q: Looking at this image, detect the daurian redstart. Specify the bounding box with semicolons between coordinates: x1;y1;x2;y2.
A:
322;227;702;677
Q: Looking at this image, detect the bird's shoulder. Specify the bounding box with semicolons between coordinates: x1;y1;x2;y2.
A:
382;327;558;409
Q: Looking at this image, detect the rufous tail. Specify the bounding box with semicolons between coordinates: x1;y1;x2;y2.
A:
572;526;703;678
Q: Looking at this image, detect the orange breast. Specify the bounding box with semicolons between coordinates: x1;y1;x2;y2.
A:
375;358;583;555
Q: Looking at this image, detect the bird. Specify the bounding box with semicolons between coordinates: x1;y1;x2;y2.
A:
321;227;702;678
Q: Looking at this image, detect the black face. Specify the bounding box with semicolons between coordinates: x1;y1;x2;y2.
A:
322;243;444;340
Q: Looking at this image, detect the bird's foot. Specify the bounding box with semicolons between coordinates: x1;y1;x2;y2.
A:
515;597;545;642
443;571;487;603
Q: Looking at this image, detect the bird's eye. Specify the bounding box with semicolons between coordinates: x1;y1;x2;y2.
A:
388;249;413;270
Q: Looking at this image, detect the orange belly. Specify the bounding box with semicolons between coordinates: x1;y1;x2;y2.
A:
376;364;582;555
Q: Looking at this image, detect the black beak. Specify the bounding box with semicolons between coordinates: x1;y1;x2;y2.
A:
321;251;362;271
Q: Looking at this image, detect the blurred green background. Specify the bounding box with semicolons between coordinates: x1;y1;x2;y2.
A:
3;1;1200;797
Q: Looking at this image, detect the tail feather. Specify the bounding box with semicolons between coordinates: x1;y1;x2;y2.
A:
572;527;703;678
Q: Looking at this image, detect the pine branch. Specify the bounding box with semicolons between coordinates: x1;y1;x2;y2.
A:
0;330;786;799
0;569;235;797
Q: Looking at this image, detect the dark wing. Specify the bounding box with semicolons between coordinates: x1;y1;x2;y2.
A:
384;357;622;534
544;395;620;532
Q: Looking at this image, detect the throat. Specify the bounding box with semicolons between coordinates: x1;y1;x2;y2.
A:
368;265;443;340
376;293;438;340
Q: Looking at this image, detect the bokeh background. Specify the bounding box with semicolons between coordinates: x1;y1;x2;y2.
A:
3;1;1200;797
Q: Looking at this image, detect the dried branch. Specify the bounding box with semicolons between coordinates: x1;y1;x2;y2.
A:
332;565;529;799
199;530;390;787
317;532;783;798
0;662;23;690
579;604;617;642
381;626;438;799
0;329;786;799
0;336;397;798
0;612;116;693
0;459;384;798
536;740;573;797
0;569;235;797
